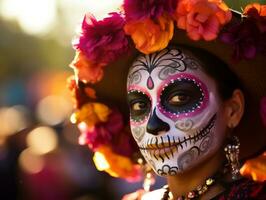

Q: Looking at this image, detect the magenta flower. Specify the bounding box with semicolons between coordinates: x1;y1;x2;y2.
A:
123;0;177;21
245;7;266;32
74;12;130;64
220;8;266;60
260;97;266;127
78;110;124;151
220;19;259;60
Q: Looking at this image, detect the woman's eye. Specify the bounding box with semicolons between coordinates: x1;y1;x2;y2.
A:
131;102;147;111
168;94;190;106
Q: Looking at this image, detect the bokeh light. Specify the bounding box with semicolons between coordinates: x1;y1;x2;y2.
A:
84;0;123;20
36;95;72;126
0;1;142;199
0;0;123;37
0;0;56;35
26;126;58;155
0;105;29;137
19;148;45;174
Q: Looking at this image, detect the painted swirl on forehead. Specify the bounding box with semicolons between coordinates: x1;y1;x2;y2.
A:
128;48;200;89
158;52;201;80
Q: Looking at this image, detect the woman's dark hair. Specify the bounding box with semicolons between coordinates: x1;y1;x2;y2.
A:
180;45;243;100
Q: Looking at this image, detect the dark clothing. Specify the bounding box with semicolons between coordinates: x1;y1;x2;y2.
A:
215;178;266;200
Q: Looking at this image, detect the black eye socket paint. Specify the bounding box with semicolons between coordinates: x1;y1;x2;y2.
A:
127;90;151;122
160;79;204;115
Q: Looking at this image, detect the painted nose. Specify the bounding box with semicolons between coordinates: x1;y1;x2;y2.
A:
146;108;170;135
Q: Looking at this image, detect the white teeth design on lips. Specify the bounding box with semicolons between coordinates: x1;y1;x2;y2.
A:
139;114;217;151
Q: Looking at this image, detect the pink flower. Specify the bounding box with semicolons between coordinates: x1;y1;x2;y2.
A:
260;97;266;127
123;0;177;21
73;12;130;64
175;0;232;41
78;110;124;151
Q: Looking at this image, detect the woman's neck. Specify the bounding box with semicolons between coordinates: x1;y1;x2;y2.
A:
167;150;225;199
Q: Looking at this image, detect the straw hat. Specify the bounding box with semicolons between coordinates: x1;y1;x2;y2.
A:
68;0;266;180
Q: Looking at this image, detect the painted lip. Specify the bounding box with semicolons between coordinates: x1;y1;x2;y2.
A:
139;114;216;151
152;146;177;157
139;114;216;162
141;146;177;161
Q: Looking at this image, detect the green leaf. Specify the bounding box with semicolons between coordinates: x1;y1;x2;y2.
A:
224;0;266;12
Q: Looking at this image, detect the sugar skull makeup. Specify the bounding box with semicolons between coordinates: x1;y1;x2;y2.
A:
127;47;227;176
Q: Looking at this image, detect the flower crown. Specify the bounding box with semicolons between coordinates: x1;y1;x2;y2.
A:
68;0;266;181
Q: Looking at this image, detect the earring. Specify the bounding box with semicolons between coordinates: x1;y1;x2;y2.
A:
224;136;241;180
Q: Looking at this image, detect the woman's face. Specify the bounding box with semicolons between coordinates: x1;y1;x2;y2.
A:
127;47;228;176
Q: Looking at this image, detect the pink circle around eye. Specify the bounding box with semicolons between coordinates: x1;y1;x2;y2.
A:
157;73;209;120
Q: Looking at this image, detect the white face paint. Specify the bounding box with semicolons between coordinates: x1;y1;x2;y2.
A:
127;48;227;176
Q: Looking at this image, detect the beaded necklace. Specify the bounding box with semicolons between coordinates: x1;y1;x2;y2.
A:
161;177;216;200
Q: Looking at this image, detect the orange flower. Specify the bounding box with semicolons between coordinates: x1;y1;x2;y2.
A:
71;102;111;127
84;87;96;99
240;151;266;182
244;3;266;16
124;14;174;54
67;76;96;109
175;0;231;41
70;51;105;84
93;146;142;181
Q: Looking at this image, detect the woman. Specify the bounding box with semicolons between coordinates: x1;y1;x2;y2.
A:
126;45;265;199
68;0;266;199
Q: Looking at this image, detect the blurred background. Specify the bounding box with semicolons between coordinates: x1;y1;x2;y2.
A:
0;0;167;199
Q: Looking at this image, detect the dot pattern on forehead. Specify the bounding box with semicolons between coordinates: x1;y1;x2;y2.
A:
157;73;209;121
